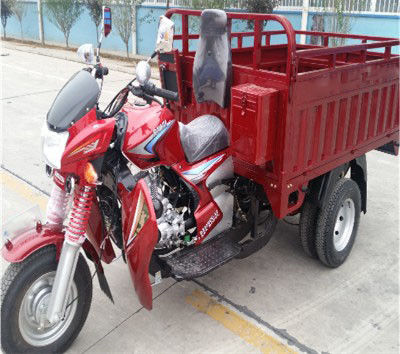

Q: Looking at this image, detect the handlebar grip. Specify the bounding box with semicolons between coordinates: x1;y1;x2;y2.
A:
146;83;178;101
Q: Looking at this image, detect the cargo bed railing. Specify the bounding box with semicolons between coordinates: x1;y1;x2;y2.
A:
165;9;399;83
295;33;399;75
165;9;297;84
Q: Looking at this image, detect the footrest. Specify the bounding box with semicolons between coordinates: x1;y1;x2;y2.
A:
165;234;241;280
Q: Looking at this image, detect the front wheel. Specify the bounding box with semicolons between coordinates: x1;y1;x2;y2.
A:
1;245;92;353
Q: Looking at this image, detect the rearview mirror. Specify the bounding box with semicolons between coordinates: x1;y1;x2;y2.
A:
155;16;174;53
136;61;151;85
102;7;112;37
77;44;95;64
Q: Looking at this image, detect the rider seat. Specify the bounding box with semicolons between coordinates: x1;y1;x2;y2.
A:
179;115;229;164
180;10;231;164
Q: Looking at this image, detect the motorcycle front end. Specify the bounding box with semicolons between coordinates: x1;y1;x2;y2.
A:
1;12;178;353
0;8;115;353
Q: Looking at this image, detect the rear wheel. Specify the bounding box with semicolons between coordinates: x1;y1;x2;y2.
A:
299;198;319;258
315;178;361;268
1;246;92;353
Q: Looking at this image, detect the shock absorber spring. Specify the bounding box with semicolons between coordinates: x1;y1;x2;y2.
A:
65;185;94;244
46;184;70;226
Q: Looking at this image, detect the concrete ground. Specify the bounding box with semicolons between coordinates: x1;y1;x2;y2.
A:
1;41;399;354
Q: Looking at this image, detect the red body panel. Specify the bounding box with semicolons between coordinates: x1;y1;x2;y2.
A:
59;109;115;176
121;102;175;169
163;9;400;218
173;151;230;244
119;179;158;310
121;99;230;245
86;198;116;264
154;120;186;164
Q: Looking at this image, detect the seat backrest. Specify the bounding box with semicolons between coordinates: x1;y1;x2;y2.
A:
193;9;232;109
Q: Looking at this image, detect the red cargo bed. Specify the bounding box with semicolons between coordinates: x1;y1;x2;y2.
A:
162;9;399;218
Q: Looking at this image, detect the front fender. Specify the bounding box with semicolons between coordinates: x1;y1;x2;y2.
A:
2;198;116;265
120;178;158;310
2;223;64;263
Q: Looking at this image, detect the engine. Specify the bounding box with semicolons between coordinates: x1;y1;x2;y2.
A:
147;168;197;249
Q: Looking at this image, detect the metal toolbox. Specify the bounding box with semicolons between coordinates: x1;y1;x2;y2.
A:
230;83;279;165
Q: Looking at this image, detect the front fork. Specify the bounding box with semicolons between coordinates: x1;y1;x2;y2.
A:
46;183;94;324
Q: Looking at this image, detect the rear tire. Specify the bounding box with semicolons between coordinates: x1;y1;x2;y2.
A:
299;198;319;258
315;178;361;268
1;246;92;353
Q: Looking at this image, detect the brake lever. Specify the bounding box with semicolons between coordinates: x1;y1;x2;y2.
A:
143;93;163;107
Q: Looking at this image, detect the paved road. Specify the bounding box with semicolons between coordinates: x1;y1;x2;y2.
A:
1;42;399;354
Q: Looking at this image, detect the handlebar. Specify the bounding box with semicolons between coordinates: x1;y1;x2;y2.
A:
104;78;178;118
142;82;178;102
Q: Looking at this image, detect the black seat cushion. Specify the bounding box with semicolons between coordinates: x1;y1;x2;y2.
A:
193;9;232;108
179;115;229;163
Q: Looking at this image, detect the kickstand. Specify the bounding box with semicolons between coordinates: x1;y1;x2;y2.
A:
151;271;162;287
251;197;259;239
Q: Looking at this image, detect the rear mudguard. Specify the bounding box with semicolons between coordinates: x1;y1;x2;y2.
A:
119;178;158;310
2;199;115;264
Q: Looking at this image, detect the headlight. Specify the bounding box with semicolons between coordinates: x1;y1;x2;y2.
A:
41;123;69;169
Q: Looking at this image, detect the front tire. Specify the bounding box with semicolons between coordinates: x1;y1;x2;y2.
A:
315;178;361;268
1;245;92;353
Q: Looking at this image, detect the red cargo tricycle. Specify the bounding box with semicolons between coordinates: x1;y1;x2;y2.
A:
1;8;399;353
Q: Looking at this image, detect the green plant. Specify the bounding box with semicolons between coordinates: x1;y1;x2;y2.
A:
84;0;105;44
189;0;225;32
12;1;26;38
243;0;280;14
190;0;279;30
44;0;83;47
191;0;226;8
330;0;351;46
243;0;280;29
113;0;155;58
1;0;15;38
113;0;137;58
312;0;366;46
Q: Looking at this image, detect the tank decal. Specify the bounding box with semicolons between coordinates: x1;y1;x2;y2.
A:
145;120;174;154
182;154;225;184
128;120;173;156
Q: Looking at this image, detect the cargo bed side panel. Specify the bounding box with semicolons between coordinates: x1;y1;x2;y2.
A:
285;59;399;182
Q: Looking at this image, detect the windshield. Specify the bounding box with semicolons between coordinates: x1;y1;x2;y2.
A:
47;70;100;132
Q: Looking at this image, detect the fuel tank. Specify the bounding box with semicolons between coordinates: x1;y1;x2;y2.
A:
121;102;178;169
